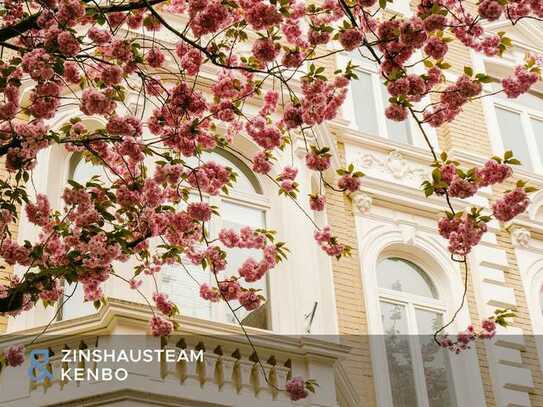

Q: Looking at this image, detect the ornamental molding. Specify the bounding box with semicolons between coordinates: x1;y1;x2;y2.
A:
351;192;372;215
512;227;531;248
353;150;430;185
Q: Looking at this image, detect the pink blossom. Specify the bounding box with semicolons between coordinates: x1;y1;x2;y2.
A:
187;162;231;195
57;32;80;56
502;66;539;98
283;105;304;129
492;188;530;222
385;104;408;121
3;345;24;367
252;38;279;63
145;48;165;68
438;215;487;255
25;194;50;227
63;61;81;84
278;166;298;181
219;279;241;301
282;50;304;68
448;176;478;199
424;37;448;60
339;28;364;51
150;315;173;337
88;27;112;44
80;89;115;116
479;0;504;20
314;226;346;258
22;49;54;81
286;377;308;401
244;2;283;30
101;65;123;86
309;194;326;211
477;160;512;187
441;163;457;185
306;150;331;171
187;202;212;222
200;283;220;302
129;279;142;289
246;117;282;149
338;174;361;193
252;151;273;174
219;228;240;248
153;292;176;316
239;289;262;311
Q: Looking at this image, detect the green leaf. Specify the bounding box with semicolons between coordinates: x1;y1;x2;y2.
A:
464;66;473;77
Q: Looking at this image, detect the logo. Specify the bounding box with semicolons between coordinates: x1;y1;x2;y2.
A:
27;349;53;382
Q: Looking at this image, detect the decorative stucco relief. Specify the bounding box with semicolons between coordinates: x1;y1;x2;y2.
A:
351;192;372;214
353;150;430;187
512;227;531;248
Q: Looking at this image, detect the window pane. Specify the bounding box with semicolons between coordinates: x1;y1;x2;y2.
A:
61;156;107;320
160;262;212;319
381;83;412;144
416;309;457;407
530;117;543;162
61;282;96;320
495;107;532;170
351;71;378;136
496;91;543;111
377;258;438;299
381;301;419;407
71;157;108;184
221;201;267;326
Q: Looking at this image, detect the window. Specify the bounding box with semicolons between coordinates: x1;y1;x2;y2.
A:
490;88;543;172
159;149;270;329
377;257;457;407
340;51;437;149
350;69;413;145
59;154;107;320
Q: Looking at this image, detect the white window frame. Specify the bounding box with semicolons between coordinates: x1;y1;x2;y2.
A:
474;48;543;174
338;53;439;150
158;151;273;329
354;221;487;407
484;90;543;173
376;258;458;407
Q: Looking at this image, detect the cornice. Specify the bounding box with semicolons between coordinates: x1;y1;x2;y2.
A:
0;298;351;360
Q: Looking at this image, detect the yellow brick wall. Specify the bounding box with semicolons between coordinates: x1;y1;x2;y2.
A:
326;142;377;407
325;17;543;406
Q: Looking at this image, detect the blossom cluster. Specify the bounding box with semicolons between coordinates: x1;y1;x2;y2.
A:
0;0;541;399
0;345;25;368
438;309;515;353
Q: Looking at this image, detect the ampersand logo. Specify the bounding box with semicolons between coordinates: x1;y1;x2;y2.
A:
27;349;53;382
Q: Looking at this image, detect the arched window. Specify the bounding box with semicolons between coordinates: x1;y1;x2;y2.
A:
159;149;270;329
377;257;457;407
59;154;107;320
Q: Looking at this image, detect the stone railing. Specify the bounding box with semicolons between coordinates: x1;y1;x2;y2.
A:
0;298;350;407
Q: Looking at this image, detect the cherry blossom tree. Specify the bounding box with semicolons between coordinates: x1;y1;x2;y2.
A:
0;0;541;399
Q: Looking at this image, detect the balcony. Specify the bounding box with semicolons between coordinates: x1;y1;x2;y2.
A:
0;298;350;406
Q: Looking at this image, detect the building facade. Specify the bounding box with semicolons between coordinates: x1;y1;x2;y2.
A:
1;7;543;407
